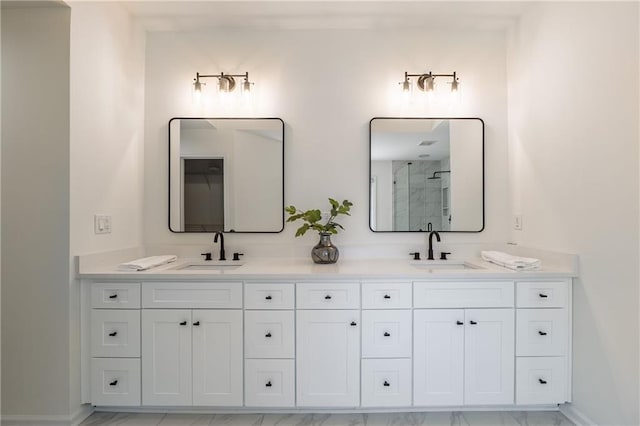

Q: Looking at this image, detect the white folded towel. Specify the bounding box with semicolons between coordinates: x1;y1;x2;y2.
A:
480;250;541;271
117;255;177;271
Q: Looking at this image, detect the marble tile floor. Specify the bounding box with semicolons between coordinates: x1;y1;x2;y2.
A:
79;411;575;426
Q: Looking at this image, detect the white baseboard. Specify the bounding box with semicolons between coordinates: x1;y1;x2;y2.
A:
1;405;94;426
560;403;596;426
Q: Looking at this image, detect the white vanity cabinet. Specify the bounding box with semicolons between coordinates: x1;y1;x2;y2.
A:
89;282;141;407
515;281;570;405
413;281;515;406
82;272;573;412
140;282;243;407
244;283;295;407
296;282;361;407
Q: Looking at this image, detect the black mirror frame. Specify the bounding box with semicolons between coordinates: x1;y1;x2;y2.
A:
168;117;285;234
368;116;485;233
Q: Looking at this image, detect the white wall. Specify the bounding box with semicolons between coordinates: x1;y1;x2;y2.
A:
144;28;509;256
69;1;146;418
1;4;71;417
371;160;393;231
507;3;639;424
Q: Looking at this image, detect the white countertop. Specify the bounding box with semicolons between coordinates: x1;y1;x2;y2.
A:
77;256;577;281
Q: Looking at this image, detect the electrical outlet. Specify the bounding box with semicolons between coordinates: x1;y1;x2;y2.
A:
321;211;330;222
514;214;523;231
94;215;112;234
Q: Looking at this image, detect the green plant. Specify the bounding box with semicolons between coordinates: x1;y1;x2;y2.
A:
286;198;353;237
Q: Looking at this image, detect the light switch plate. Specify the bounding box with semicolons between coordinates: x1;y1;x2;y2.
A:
94;215;112;234
514;214;523;230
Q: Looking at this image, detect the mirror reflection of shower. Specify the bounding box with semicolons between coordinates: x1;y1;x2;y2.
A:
392;161;450;231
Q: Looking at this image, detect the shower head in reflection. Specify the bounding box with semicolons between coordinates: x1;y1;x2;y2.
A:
427;170;451;180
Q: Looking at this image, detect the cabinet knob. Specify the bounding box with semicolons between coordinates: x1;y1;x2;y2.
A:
539;378;548;385
193;321;200;326
109;379;118;386
179;321;188;326
383;381;390;387
383;331;391;337
469;320;477;325
383;294;391;299
324;295;332;300
108;294;118;299
350;321;357;326
456;321;464;325
265;381;272;387
538;330;548;336
265;332;272;338
539;293;548;298
265;295;273;300
108;331;118;337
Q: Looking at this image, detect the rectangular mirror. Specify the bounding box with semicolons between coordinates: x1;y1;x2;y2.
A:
169;118;284;233
369;117;484;232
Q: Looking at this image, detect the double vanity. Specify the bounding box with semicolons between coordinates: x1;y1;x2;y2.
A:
80;255;575;412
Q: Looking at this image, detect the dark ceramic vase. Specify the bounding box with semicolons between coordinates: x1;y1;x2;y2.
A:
311;232;339;264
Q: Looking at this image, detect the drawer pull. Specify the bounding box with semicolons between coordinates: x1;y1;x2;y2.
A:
179;321;188;326
383;332;391;337
108;331;118;337
456;321;464;325
324;295;332;300
538;330;548;336
350;321;357;326
193;321;200;326
538;378;548;385
265;332;272;338
109;379;118;386
383;294;391;299
265;381;272;387
265;295;273;300
539;293;549;298
383;381;390;387
469;320;477;325
108;294;118;299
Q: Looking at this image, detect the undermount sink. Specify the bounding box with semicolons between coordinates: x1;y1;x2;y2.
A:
409;261;483;271
174;262;244;271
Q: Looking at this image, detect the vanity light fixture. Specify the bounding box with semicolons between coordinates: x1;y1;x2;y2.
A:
192;71;254;95
400;71;459;93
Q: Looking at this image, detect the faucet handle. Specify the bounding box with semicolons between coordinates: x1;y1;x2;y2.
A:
410;252;421;260
201;252;212;261
233;252;244;261
440;252;451;260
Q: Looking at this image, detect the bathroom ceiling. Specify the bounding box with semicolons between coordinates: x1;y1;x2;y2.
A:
121;1;527;32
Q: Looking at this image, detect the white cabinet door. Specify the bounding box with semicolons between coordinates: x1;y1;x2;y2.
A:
413;309;464;406
192;310;243;406
464;309;515;405
296;310;360;407
142;309;192;406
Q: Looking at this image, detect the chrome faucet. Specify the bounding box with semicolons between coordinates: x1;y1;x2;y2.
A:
214;232;226;261
427;230;441;260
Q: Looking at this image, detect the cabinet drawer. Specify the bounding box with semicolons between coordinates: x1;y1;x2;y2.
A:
296;282;360;309
361;359;412;407
245;359;295;407
245;311;295;359
516;357;568;405
91;282;140;309
142;282;242;308
362;310;412;358
245;283;294;310
413;281;514;308
362;282;411;309
91;358;141;406
516;309;568;356
91;310;140;358
517;281;568;308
